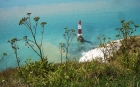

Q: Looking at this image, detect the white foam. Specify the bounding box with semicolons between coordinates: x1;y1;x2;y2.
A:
79;40;122;62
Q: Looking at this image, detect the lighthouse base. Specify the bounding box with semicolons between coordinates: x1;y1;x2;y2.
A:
77;36;84;42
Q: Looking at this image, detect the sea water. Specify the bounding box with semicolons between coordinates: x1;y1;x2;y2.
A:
0;1;140;71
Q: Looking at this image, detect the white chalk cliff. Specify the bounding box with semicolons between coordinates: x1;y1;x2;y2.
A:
79;40;122;62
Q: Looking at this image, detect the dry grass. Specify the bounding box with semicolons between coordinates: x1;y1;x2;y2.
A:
0;68;17;78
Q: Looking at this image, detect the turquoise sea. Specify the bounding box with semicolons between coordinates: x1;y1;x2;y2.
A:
0;0;140;71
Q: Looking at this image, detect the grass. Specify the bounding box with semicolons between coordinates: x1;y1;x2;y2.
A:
0;68;17;78
0;61;140;87
0;68;26;87
0;36;140;87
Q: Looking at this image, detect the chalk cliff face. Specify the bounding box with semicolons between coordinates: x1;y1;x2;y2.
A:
79;40;122;62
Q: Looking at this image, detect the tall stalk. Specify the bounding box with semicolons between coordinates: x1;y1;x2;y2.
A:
8;38;20;69
19;13;47;61
62;28;76;63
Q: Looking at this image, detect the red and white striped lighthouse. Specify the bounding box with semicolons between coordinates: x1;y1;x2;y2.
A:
78;20;82;37
77;20;84;42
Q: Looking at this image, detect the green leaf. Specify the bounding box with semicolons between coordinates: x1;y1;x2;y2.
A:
120;20;125;23
71;29;75;32
3;53;7;56
23;36;28;40
130;20;134;24
59;42;62;45
64;27;68;30
116;34;120;37
19;20;23;25
134;24;139;28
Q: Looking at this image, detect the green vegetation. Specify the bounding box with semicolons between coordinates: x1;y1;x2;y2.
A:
61;27;76;62
18;58;54;86
0;14;140;87
116;20;139;68
1;59;140;86
8;38;21;69
19;13;47;61
0;53;7;62
59;42;65;63
97;35;112;62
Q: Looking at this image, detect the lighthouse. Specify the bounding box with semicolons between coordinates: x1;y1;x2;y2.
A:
77;20;84;42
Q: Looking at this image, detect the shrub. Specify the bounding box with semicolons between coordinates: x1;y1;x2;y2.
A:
116;20;139;68
18;58;55;86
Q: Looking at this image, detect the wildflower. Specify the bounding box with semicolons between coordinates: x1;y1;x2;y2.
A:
2;80;5;82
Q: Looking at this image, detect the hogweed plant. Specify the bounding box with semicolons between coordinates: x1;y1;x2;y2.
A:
19;13;47;61
8;38;20;69
15;13;58;86
62;27;76;62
